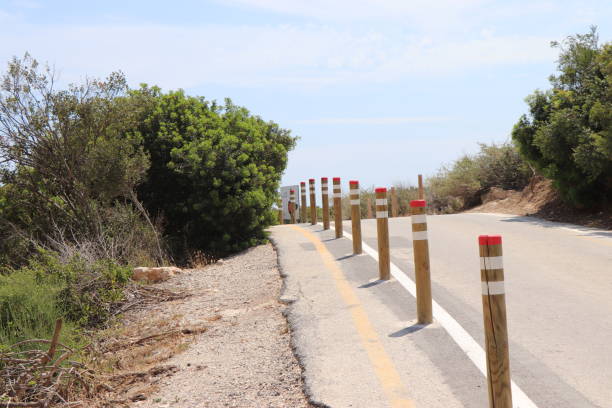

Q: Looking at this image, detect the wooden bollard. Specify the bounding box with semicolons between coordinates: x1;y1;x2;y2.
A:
349;180;362;254
391;187;398;217
410;200;432;324
375;188;390;280
321;177;330;230
333;177;343;238
289;189;297;224
418;174;424;200
309;179;317;225
367;196;373;219
479;235;512;408
300;182;307;223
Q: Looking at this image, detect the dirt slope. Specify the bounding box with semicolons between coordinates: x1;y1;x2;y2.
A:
468;176;612;229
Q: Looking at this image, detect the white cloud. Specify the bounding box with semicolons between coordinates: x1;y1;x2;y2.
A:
292;116;453;125
0;21;555;90
222;0;486;23
10;0;42;9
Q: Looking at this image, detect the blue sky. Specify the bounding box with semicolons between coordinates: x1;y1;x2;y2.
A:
1;0;611;188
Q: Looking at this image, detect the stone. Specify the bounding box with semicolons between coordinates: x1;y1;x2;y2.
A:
279;295;298;305
132;266;183;283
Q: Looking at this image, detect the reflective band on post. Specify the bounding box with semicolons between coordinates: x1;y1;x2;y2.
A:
350;189;359;195
411;214;427;224
350;199;360;205
412;230;428;240
376;198;387;206
376;211;388;218
482;281;505;295
334;193;341;198
480;256;503;270
322;183;328;188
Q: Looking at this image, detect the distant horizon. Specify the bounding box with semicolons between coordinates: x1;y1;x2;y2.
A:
1;0;610;189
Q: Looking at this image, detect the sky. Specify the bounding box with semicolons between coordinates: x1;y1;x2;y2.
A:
1;0;611;188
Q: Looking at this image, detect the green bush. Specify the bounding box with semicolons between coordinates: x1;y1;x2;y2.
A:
131;87;297;259
0;250;131;348
427;142;531;212
512;28;611;206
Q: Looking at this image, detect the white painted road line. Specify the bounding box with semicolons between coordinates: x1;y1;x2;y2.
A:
325;223;538;408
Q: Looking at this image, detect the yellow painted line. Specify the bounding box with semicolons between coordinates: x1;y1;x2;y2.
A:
290;225;414;408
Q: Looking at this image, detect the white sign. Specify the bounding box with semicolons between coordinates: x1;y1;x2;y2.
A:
280;185;300;221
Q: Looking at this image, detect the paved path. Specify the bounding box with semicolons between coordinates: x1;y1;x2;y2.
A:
270;214;612;408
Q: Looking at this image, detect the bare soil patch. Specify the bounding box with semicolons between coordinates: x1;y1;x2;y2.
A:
468;176;612;229
90;244;312;407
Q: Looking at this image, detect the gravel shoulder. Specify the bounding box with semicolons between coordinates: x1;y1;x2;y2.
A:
129;244;312;408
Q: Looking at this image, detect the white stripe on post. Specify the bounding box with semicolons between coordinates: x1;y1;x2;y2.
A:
350;189;359;195
482;280;505;295
350;199;360;205
480;256;503;270
376;198;387;205
412;230;428;240
411;214;427;224
376;211;388;218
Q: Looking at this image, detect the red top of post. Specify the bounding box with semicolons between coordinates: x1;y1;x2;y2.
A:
309;178;315;182
478;235;502;245
375;187;387;193
321;177;328;181
410;200;427;207
333;177;341;182
290;189;294;193
300;181;305;185
349;180;359;185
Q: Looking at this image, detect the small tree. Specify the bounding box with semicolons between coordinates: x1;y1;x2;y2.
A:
512;27;612;206
0;54;157;265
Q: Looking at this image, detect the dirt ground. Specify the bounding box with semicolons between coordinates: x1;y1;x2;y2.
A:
468;176;612;229
94;244;313;408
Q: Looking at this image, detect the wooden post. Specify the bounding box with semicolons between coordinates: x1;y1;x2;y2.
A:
300;181;307;223
418;174;424;200
410;200;432;324
309;179;317;225
391;187;398;217
349;180;362;254
321;177;330;230
289;189;297;224
376;188;390;280
333;177;343;238
367;196;373;219
479;235;513;408
277;197;283;224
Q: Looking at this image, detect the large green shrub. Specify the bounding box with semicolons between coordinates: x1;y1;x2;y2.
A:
512;28;611;206
131;87;297;258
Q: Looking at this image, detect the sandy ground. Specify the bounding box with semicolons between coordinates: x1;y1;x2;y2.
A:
126;244;312;408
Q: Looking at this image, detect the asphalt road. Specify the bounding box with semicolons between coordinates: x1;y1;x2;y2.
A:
271;214;612;408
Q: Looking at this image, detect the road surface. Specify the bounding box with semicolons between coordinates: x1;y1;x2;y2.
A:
270;213;612;408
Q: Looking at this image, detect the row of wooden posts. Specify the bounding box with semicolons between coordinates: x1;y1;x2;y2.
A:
287;174;512;408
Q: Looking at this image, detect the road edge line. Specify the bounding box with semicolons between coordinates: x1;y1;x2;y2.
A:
327;223;538;408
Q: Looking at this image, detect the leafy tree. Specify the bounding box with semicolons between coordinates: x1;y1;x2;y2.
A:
0;54;158;265
131;87;296;258
512;27;611;206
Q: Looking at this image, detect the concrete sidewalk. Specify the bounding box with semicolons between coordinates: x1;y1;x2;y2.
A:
271;224;482;408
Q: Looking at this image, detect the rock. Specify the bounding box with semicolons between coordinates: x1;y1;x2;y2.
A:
279;295;298;305
132;266;183;283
